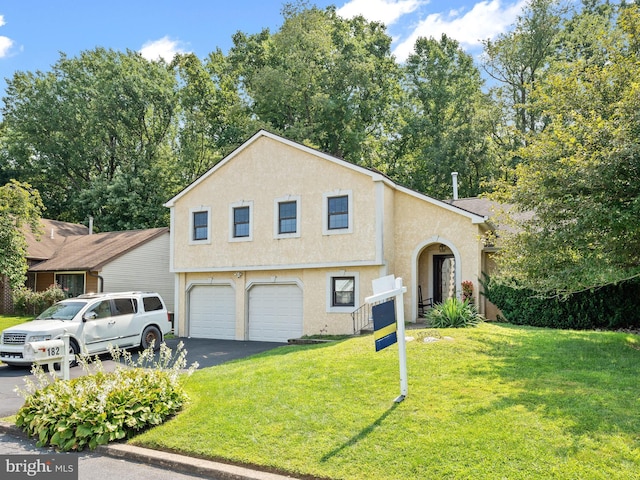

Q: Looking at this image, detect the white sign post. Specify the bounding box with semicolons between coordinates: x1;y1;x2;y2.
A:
365;275;408;403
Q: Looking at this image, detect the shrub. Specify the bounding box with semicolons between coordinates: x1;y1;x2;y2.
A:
12;284;66;316
426;297;484;328
481;275;640;330
15;342;198;451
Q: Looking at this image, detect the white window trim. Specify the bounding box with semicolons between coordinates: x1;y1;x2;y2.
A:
189;206;211;245
229;200;253;242
326;271;359;313
274;195;301;239
322;190;353;235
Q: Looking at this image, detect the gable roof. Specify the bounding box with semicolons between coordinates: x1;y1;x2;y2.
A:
29;227;169;272
165;129;488;225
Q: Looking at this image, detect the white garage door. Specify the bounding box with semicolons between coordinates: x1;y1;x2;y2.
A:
189;285;235;339
248;284;303;342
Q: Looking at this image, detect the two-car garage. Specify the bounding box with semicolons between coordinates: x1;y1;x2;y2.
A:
187;283;303;343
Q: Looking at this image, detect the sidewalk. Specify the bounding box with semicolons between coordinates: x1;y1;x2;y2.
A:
0;420;299;480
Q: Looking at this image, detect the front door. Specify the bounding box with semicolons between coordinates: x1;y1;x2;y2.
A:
433;255;455;304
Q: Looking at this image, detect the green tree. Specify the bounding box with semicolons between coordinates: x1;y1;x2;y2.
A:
392;35;497;199
491;3;640;295
2;48;178;230
169;52;255;189
229;2;400;166
0;180;43;289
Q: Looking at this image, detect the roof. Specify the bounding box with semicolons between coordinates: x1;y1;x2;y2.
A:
165;129;488;225
446;197;499;218
25;219;89;261
29;227;169;272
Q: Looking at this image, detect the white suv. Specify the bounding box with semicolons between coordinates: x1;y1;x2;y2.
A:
0;291;172;367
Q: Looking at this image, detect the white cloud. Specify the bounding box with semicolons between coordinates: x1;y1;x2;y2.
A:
393;0;526;61
0;36;13;58
0;14;15;58
337;0;423;26
139;36;188;62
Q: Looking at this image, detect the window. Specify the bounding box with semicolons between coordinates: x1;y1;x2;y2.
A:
113;298;137;315
279;201;297;234
328;196;349;230
229;201;253;242
274;195;301;239
332;277;355;307
143;296;164;312
234;206;250;237
323;191;352;235
190;207;211;244
193;211;208;240
55;273;85;298
88;300;112;319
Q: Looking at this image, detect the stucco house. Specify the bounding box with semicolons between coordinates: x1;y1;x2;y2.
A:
165;130;499;342
0;219;175;313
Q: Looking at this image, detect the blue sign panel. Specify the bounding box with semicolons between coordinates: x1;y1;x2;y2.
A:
372;299;397;352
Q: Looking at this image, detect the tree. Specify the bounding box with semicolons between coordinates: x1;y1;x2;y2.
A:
391;35;497;199
490;3;640;295
229;3;400;166
169;52;256;190
0;180;43;289
2;48;178;230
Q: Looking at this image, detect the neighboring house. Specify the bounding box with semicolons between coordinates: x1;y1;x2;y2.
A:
165;130;500;343
0;219;175;314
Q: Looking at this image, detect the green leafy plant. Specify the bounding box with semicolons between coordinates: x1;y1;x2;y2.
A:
426;297;484;328
12;284;66;316
14;342;198;451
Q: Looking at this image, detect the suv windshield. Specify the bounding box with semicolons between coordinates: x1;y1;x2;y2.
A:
37;301;86;321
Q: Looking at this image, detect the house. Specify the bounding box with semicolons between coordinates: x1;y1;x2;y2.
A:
0;219;175;313
165;130;499;342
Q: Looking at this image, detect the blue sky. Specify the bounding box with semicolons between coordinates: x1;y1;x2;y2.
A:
0;0;528;98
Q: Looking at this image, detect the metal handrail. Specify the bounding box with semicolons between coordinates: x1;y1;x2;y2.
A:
351;301;379;334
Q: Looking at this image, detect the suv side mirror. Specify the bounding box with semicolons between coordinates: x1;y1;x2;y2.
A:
83;311;98;322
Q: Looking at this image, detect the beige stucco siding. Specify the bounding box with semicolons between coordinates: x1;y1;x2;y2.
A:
174;265;384;339
171;137;380;271
392;190;485;319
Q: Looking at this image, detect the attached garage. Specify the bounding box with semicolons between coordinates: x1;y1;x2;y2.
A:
188;284;235;339
248;284;303;342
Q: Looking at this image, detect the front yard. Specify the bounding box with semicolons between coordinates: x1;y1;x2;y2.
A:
131;323;640;479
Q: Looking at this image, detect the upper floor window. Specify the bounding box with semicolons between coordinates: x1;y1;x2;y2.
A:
234;206;250;237
323;190;353;235
229;201;253;242
328;196;348;230
193;211;208;241
274;195;301;239
190;207;211;244
279;201;297;234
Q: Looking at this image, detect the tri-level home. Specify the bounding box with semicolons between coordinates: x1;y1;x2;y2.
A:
165;130;498;342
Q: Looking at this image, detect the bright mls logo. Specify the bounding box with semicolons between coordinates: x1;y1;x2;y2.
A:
1;455;77;479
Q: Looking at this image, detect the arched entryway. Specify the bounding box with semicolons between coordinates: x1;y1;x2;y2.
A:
412;237;462;319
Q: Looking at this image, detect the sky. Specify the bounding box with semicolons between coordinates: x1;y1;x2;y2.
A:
0;0;529;100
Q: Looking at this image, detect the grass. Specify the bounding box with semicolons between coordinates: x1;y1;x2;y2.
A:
0;315;33;331
91;324;640;478
0;315;33;366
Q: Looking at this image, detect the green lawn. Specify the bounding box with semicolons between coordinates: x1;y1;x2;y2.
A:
0;315;33;331
0;315;33;366
127;324;639;478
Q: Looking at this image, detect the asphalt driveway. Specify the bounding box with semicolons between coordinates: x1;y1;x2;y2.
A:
0;338;285;418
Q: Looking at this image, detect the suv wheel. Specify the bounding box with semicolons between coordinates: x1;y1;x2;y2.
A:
141;326;162;351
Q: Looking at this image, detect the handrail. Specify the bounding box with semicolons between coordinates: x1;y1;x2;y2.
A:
351;300;380;334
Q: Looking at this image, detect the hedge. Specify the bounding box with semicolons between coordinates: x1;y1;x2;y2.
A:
482;276;640;330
